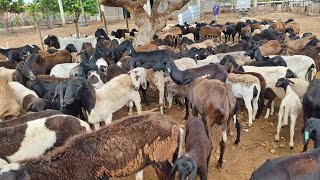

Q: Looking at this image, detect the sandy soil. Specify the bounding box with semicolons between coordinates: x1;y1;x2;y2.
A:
0;12;318;180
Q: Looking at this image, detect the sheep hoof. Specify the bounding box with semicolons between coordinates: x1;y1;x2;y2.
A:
289;146;294;149
234;139;240;144
264;115;269;119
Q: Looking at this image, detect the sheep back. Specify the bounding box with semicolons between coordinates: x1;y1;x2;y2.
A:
227;73;260;87
0;79;21;119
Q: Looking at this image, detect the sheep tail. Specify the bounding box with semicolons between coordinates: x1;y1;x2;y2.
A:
178;127;184;158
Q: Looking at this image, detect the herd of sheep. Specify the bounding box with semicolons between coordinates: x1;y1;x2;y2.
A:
0;15;320;179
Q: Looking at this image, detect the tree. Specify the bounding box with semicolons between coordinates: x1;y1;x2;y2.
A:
0;0;25;32
99;0;190;46
63;0;82;38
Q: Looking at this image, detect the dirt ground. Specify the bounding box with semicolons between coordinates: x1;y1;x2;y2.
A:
0;12;319;180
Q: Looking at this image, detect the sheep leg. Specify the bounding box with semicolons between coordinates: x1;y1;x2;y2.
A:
93;123;101;131
159;87;164;115
244;98;253;127
167;92;173;109
275;105;284;142
104;114;113;125
184;97;189;120
141;88;149;106
289;113;298;149
135;170;143;180
132;93;142;115
234;118;241;144
264;99;274;119
270;101;275;115
152;161;172;180
128;100;134;115
217;128;227;168
192;105;198;117
252;96;259;121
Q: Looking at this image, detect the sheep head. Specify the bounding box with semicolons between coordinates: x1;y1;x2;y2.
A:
169;156;197;180
16;61;36;81
0;163;30;180
128;67;147;90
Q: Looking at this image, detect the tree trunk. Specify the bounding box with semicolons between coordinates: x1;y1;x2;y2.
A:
58;0;66;25
74;13;80;38
132;14;166;47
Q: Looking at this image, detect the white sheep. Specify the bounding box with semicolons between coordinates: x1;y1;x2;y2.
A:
63;67;147;130
47;35;97;53
0;67;15;82
274;78;302;148
268;55;317;81
226;73;261;126
182;33;194;41
174;57;198;70
196;55;220;67
0;115;90;168
264;78;309;119
187;39;218;49
216;51;253;66
87;70;104;89
50;63;79;78
8;81;39;107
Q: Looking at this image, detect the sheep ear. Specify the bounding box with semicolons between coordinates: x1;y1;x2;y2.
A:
141;78;147;90
289;80;295;84
169;161;178;179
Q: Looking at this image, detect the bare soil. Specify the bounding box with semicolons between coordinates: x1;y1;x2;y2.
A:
0;12;318;180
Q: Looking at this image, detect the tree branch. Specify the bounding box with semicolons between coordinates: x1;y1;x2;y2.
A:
151;0;161;16
99;0;146;14
161;0;190;17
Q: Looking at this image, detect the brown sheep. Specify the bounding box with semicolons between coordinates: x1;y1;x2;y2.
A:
188;77;240;167
199;26;222;40
0;113;184;180
135;44;158;52
284;34;316;50
0;79;21;120
162;27;182;37
41;49;73;73
251;23;261;32
270;21;285;32
259;40;282;56
0;109;62;128
240;25;252;39
36;75;72;84
285;22;300;35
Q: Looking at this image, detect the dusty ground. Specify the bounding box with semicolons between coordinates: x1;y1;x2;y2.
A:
0;12;319;180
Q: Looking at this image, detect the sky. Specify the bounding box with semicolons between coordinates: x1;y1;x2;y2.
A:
23;0;33;4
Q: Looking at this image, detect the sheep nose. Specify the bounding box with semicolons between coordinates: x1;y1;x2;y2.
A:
134;86;139;91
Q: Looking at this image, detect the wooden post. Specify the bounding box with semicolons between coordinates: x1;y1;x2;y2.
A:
58;0;66;25
125;10;129;31
32;13;44;50
101;10;108;34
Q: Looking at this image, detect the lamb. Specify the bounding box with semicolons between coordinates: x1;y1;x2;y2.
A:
250;148;320;180
188;78;240;167
284;34;316;50
264;78;308;119
274;78;302;148
0;113;184;180
170;117;212;180
62;67;147;130
302;118;320;151
0;79;21;119
0;115;90;167
226;73;261;126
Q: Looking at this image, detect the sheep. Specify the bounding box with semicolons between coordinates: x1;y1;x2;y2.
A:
285;22;300;35
263;78;308;119
187;39;217;49
166;82;189;119
188;77;240;167
268;55;316;81
274;78;302;148
199;26;222;40
226;73;261;126
0;79;21;119
252;29;261;36
302;118;320;152
170;117;212;180
0;110;61;129
43;34;97;53
259;40;282;56
0;67;15;82
215;51;253;66
161;27;182;37
62;67;147;130
284;34;316;50
135;44;158;52
87;70;105;89
153;58;227;85
41;49;73;74
0;115;90;167
196;55;220;67
0;113;184;180
49;63;79;78
8;82;39;110
249;148;320;180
